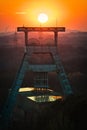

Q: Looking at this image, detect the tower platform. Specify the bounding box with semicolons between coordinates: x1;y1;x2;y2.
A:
19;87;62;102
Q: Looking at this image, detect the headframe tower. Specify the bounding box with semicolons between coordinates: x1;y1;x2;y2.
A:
0;26;73;129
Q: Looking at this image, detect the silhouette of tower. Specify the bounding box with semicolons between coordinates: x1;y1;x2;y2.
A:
0;26;73;129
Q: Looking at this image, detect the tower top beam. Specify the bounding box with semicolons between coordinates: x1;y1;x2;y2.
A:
17;26;65;47
17;27;65;32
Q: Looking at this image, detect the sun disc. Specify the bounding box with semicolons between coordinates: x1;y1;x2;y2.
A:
38;13;48;23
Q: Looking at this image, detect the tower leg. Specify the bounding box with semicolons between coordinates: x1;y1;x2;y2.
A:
0;54;28;129
53;52;73;95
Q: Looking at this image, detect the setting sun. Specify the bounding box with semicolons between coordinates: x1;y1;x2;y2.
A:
38;13;48;23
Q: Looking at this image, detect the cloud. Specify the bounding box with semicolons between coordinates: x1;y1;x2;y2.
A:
15;11;27;15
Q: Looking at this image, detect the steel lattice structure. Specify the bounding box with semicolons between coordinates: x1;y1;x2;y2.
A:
0;26;73;129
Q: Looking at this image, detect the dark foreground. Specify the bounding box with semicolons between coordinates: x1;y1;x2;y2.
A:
8;94;87;130
0;32;87;130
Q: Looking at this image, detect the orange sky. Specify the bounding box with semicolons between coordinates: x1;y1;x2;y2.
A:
0;0;87;32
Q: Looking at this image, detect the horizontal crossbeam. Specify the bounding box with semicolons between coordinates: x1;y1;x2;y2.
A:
17;27;65;32
28;65;56;72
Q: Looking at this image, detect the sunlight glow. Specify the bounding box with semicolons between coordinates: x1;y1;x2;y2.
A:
38;13;48;23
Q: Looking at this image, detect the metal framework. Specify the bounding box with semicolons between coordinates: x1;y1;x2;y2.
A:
0;26;73;129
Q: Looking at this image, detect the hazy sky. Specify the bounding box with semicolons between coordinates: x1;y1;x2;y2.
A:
0;0;87;32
